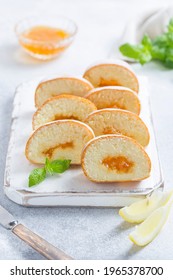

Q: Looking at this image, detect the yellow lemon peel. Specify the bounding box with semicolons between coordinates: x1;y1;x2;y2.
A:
119;190;173;223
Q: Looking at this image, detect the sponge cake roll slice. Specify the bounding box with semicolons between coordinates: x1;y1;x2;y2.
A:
35;77;94;108
33;95;97;130
83;60;139;92
85;109;149;146
25;120;95;164
81;135;151;182
85;86;140;115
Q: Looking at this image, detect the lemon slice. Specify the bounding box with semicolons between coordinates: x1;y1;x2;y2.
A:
119;190;173;223
129;201;172;246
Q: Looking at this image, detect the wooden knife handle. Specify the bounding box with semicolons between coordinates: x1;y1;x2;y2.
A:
12;224;73;260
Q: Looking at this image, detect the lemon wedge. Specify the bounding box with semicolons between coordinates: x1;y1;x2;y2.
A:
119;190;173;223
129;201;172;246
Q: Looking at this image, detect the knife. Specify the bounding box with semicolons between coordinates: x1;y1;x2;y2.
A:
0;205;73;260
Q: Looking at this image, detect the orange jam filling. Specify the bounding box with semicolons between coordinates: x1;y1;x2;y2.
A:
110;103;126;110
58;142;74;149
43;142;74;158
102;156;134;173
103;126;121;135
99;78;121;87
20;26;70;56
54;115;79;121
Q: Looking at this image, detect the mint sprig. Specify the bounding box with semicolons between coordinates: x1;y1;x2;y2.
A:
45;158;54;175
29;168;46;187
45;158;71;174
28;158;71;187
119;18;173;68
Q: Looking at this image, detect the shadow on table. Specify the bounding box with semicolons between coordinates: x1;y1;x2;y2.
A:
0;43;53;66
126;244;145;258
115;221;135;233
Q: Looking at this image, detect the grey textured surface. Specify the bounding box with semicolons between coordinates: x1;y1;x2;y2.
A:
1;0;173;260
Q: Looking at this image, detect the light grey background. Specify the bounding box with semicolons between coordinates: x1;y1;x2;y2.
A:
0;0;173;259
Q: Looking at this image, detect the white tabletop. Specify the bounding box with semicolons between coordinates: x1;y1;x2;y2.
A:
0;0;173;260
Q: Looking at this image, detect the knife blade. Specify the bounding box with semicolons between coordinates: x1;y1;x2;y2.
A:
0;205;73;260
0;205;18;229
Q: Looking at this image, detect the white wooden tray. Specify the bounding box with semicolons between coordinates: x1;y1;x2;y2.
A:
4;77;164;207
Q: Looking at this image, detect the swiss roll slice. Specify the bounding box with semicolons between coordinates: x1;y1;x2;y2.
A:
35;77;93;108
33;95;97;130
85;108;149;146
85;86;140;115
81;135;151;182
83;60;139;92
26;120;95;164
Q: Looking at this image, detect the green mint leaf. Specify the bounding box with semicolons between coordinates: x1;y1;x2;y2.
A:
166;47;173;58
119;17;173;68
29;167;46;187
28;158;71;188
166;33;173;47
49;159;71;174
168;18;173;33
119;41;152;65
151;45;166;61
141;34;152;49
152;34;168;48
119;43;144;60
45;158;54;175
139;50;152;65
165;48;173;68
165;58;173;68
119;40;152;65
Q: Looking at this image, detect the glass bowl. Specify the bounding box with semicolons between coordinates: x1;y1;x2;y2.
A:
15;15;77;60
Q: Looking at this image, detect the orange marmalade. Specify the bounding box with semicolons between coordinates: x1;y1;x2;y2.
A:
20;26;70;57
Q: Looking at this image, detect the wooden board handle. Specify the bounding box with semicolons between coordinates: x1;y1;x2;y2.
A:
12;224;73;260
